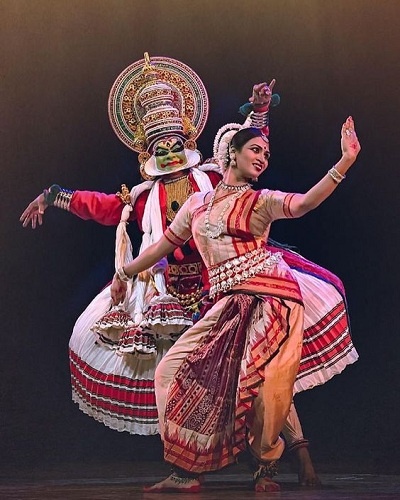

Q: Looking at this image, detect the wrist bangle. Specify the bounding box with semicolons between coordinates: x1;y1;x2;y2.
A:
328;166;346;184
54;188;74;211
250;110;270;129
116;267;132;282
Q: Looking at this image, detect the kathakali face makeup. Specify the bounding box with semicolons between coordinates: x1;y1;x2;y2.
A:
154;137;188;173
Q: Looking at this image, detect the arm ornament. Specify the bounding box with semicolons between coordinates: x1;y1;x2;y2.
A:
44;184;74;211
116;184;132;205
328;166;346;184
249;107;270;129
283;193;296;218
116;267;132;282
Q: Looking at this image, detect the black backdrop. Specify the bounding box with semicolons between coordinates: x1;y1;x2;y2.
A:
1;0;399;470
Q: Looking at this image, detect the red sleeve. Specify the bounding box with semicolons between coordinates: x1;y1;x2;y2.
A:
69;189;151;227
69;191;124;225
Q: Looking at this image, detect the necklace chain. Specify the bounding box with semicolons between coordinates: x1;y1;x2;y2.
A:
219;180;251;192
164;173;188;184
204;181;251;239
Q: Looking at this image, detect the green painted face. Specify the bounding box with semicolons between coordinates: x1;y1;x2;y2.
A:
154;137;188;173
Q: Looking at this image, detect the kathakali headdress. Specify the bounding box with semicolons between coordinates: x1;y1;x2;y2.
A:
108;53;209;178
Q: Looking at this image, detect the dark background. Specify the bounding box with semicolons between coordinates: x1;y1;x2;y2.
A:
1;0;399;472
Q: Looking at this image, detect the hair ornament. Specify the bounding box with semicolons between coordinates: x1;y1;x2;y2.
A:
213;116;252;169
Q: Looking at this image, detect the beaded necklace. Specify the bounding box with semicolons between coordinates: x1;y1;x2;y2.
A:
204;181;250;239
219;180;250;192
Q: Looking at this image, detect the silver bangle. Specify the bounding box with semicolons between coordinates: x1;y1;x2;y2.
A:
116;267;132;282
250;110;269;128
328;166;346;184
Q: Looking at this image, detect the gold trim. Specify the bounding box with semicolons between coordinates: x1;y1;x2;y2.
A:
116;184;131;205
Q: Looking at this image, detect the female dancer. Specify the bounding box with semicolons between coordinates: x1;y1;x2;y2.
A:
110;117;361;492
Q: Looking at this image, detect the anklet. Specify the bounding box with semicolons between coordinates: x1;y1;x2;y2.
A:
253;460;279;481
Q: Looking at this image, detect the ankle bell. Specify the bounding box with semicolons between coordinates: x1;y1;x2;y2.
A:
253;460;279;481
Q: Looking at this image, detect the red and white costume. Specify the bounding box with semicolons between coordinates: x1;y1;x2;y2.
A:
156;187;357;471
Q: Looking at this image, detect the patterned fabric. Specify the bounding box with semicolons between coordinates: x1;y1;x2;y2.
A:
118;326;157;357
68;185;358;437
70;347;159;430
68;172;219;434
162;294;296;472
160;189;301;471
274;248;358;392
142;294;193;335
163;294;257;471
165;188;303;303
279;247;345;295
293;273;356;392
90;306;134;349
158;187;358;471
68;255;357;436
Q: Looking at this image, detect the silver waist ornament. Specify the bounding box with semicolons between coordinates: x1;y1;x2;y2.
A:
208;247;282;298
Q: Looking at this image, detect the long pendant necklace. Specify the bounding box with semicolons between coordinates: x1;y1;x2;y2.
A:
204;181;250;239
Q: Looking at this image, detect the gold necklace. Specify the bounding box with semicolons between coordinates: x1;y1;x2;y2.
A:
204;181;250;239
164;174;194;222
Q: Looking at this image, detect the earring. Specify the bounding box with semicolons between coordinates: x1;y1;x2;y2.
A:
229;152;236;168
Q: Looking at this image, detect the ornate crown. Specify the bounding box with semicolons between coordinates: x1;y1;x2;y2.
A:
108;53;209;155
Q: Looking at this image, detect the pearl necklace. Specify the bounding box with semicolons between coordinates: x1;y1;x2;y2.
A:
204;181;251;239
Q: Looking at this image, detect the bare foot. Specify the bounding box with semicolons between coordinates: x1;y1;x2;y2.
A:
254;476;281;492
295;447;321;487
143;474;201;493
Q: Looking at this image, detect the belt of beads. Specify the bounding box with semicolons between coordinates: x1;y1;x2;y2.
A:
208;247;282;298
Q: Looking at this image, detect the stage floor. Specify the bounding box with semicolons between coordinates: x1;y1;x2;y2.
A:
1;461;399;499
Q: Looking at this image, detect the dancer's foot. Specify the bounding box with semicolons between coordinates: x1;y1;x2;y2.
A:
254;476;281;492
295;446;321;487
143;474;201;493
298;461;321;487
252;461;280;492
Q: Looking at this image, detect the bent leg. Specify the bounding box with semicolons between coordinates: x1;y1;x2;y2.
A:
144;298;228;493
246;301;304;490
247;301;304;462
154;297;228;437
